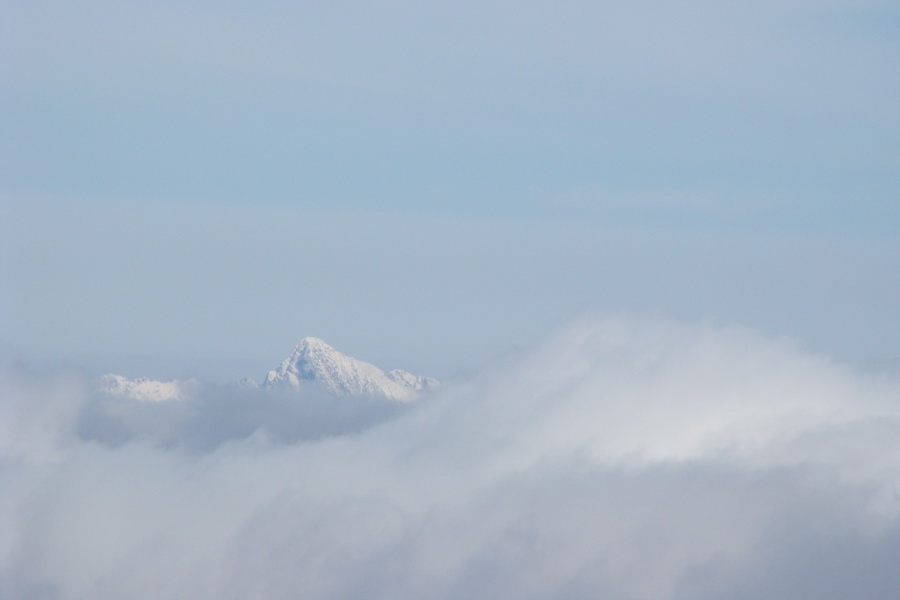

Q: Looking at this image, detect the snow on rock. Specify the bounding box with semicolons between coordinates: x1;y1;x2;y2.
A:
387;369;439;392
97;374;200;402
238;377;259;389
263;337;437;402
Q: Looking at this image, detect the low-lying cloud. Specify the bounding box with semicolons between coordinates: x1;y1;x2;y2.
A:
3;315;899;599
78;383;411;452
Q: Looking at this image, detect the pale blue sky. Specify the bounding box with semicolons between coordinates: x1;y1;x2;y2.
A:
1;0;898;379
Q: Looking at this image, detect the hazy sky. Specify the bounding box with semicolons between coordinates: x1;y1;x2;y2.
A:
2;0;898;378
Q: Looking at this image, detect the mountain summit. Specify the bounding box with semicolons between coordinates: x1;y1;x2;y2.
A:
262;337;437;401
97;374;200;402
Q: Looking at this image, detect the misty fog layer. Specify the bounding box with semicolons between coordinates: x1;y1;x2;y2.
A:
3;316;900;599
78;383;412;451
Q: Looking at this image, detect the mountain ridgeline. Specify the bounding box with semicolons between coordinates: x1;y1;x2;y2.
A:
261;337;437;401
98;337;438;402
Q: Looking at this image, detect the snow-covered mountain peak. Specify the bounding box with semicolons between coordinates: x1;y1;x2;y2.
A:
94;338;436;403
289;337;341;364
263;338;437;401
295;336;331;351
97;374;200;402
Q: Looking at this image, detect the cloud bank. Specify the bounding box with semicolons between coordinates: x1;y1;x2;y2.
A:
3;315;900;599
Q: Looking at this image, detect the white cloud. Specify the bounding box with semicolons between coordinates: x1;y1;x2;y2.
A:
0;365;87;463
2;315;900;599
